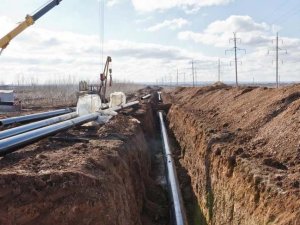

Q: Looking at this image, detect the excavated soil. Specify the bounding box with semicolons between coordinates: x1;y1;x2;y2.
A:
0;88;169;225
164;84;300;225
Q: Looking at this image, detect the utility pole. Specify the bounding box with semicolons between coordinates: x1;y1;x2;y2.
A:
218;58;221;82
225;32;246;87
195;67;197;86
176;69;179;86
191;60;195;87
165;75;168;86
268;32;287;88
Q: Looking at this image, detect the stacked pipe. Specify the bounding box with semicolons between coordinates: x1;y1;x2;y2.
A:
0;101;140;156
0;113;99;156
0;112;78;140
0;108;74;126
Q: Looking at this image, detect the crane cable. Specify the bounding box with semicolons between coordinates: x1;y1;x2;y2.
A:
99;0;105;71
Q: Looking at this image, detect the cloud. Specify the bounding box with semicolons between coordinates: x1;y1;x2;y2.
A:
0;16;211;84
131;0;234;12
146;18;189;32
205;15;269;34
178;15;274;47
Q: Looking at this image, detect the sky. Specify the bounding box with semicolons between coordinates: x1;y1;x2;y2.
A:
0;0;299;85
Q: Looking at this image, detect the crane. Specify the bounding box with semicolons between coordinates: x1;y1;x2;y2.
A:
0;0;63;55
1;0;114;108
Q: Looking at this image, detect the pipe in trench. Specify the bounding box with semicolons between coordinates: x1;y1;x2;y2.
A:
141;94;151;100
158;111;188;225
158;92;162;102
0;108;74;127
0;112;78;140
0;113;99;156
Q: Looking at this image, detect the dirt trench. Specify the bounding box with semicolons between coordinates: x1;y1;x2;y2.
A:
163;84;300;225
0;89;170;225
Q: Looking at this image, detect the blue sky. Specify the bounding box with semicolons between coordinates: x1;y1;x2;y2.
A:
0;0;299;84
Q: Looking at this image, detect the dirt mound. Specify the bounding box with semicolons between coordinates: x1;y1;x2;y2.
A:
164;84;300;225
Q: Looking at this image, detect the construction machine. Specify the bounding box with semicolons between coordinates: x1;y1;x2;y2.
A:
0;0;63;55
99;56;112;102
78;56;113;113
1;0;117;112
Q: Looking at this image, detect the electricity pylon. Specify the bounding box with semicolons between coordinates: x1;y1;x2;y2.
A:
225;32;246;87
268;32;287;88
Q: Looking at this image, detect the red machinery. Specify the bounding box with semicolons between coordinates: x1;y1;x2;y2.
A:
99;56;112;102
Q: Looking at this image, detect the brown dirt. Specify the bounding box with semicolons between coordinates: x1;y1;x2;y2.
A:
164;84;300;225
0;88;169;225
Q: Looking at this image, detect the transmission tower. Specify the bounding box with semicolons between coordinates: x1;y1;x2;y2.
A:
194;67;197;86
191;60;195;87
225;32;246;86
176;68;179;86
176;69;187;86
216;59;229;82
218;59;221;82
268;32;287;88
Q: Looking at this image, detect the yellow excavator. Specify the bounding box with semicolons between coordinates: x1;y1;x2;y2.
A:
0;0;63;54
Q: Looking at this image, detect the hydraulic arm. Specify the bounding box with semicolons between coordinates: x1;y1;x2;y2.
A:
0;0;62;54
99;56;112;102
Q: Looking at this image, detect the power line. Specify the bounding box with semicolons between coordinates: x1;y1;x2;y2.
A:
270;2;300;25
260;0;292;22
268;32;287;88
225;32;246;87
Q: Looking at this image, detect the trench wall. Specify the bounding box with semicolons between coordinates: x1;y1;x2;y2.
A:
0;101;167;225
165;85;300;225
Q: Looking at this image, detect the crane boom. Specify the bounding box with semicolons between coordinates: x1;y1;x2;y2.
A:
0;0;62;54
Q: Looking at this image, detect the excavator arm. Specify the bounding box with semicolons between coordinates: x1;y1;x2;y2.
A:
99;56;112;102
0;0;62;54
